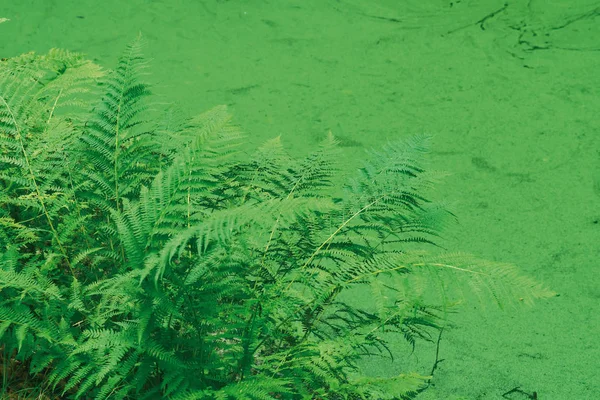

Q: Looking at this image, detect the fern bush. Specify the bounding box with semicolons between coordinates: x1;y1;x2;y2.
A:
0;38;553;399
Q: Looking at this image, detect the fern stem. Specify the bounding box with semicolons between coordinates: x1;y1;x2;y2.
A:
284;197;379;292
413;262;488;275
46;88;62;125
114;105;121;213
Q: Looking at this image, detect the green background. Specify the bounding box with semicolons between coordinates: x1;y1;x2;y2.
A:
2;0;599;398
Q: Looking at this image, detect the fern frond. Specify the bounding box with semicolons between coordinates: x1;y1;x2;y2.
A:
79;34;156;210
347;372;429;400
404;251;557;308
218;376;293;400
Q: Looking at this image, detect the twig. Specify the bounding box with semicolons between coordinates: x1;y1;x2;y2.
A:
430;327;445;376
502;386;538;399
445;2;508;35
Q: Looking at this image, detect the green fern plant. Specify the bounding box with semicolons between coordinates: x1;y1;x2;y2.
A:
0;37;554;400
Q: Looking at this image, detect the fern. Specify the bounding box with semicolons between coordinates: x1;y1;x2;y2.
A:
0;39;554;400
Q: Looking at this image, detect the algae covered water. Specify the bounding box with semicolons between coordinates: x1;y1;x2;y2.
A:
1;1;598;398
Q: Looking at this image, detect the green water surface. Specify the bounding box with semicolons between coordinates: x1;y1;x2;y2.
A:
2;1;599;398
